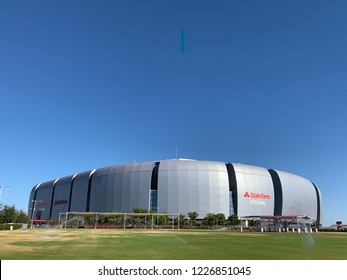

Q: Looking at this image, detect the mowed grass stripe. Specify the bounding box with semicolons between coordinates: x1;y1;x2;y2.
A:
0;229;346;260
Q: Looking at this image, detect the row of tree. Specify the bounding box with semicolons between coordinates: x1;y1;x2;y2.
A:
133;208;241;227
0;204;29;224
133;208;239;221
0;204;240;228
82;208;240;228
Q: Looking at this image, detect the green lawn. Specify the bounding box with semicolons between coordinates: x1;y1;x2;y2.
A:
0;229;346;260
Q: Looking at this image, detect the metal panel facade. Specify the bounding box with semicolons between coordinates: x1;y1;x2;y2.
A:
28;185;38;218
158;159;229;219
34;180;55;220
234;164;275;217
69;171;92;212
51;175;74;220
276;170;318;219
89;162;153;213
29;159;321;222
314;184;322;224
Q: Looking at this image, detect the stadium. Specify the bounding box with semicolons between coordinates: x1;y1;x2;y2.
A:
28;159;322;227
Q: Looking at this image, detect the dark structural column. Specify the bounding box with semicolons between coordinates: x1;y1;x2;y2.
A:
311;182;321;224
150;162;160;211
268;169;283;216
226;163;238;216
86;172;95;212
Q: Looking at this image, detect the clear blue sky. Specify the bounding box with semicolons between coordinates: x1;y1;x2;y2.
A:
0;0;346;227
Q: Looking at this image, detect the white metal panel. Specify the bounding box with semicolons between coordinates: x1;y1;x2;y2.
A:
277;170;318;219
158;159;229;219
34;180;55;220
29;159;321;224
234;164;275;217
70;170;92;212
51;175;73;219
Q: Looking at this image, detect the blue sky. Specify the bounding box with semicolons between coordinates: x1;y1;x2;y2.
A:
0;0;346;226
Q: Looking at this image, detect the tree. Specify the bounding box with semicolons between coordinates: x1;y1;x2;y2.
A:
177;214;186;228
132;208;149;227
188;211;199;227
0;204;17;223
0;204;29;224
216;213;226;227
203;213;217;227
84;215;94;225
111;212;124;225
159;215;169;226
100;215;110;224
133;208;148;213
16;209;29;223
228;214;240;227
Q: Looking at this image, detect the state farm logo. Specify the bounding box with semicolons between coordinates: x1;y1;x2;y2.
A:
54;199;68;205
243;192;270;200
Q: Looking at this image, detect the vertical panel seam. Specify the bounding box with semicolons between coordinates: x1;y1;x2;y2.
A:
268;169;283;216
86;169;97;212
226;163;238;216
68;174;77;212
49;179;60;219
311;182;321;225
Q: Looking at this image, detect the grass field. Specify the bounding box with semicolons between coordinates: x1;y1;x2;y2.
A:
0;229;346;260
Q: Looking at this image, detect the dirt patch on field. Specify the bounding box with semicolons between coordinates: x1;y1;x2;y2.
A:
0;231;40;255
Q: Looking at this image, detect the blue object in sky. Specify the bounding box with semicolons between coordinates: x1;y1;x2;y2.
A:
181;28;185;53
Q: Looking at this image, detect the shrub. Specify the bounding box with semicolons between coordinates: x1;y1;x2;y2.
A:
0;224;22;230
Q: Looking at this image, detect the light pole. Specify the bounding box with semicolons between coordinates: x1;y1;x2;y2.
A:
31;200;42;228
0;185;14;203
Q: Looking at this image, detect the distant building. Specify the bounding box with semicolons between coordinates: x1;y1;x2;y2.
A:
28;159;322;224
333;221;347;231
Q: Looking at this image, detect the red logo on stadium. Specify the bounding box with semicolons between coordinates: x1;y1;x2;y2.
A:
54;199;68;205
244;192;251;198
243;192;270;199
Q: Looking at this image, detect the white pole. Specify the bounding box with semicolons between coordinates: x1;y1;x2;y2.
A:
31;201;36;229
65;212;68;229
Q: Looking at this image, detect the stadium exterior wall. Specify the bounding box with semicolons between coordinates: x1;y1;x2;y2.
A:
28;159;322;224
